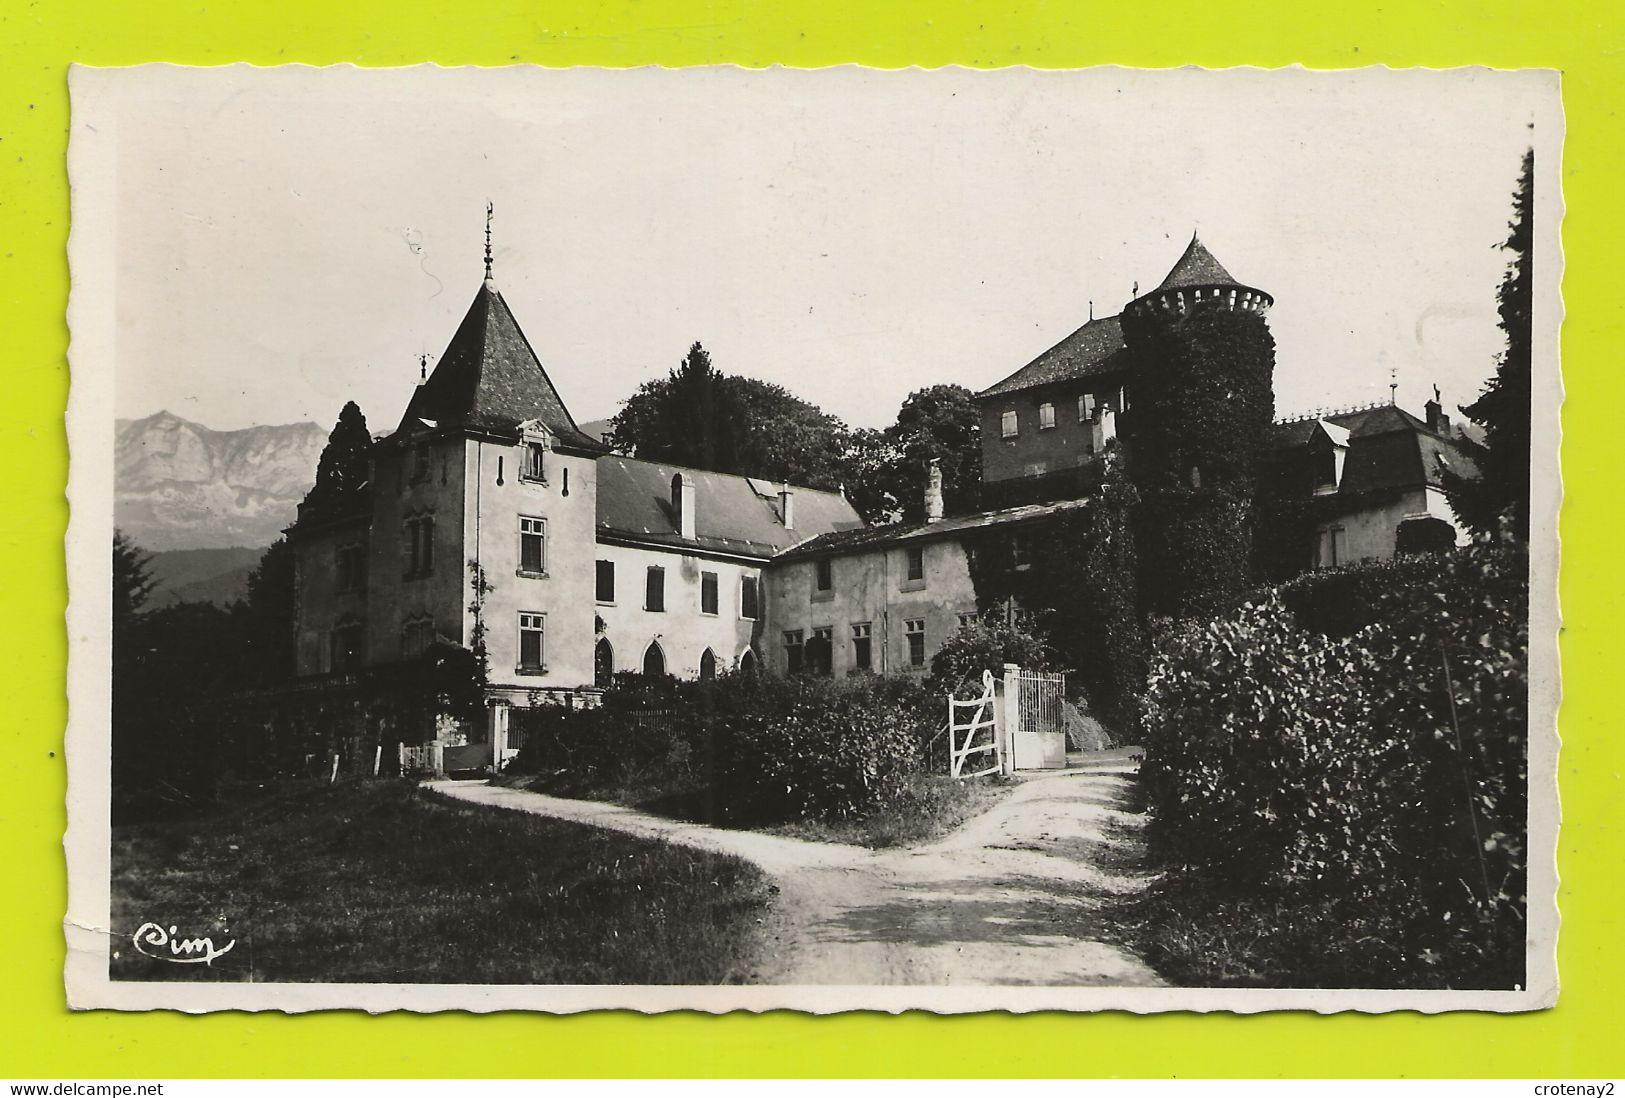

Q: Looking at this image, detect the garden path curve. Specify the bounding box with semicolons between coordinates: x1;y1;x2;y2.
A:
428;748;1163;987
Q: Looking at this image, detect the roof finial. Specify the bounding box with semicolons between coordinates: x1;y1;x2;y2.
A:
1389;368;1399;405
420;352;429;382
1088;299;1094;321
484;201;495;284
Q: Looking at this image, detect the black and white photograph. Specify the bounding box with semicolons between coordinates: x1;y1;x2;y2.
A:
64;64;1561;1013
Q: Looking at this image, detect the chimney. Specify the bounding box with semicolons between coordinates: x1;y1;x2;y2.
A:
779;486;795;530
924;459;945;524
671;472;696;540
1425;385;1450;434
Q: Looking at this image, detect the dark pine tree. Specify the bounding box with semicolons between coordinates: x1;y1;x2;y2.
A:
1443;148;1533;543
301;401;372;519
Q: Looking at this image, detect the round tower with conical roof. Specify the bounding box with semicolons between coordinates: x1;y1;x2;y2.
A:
1121;233;1278;617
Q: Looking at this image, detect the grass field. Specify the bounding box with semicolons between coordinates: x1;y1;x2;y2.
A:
109;779;773;984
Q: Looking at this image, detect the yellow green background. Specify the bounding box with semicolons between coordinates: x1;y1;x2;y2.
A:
2;0;1617;1079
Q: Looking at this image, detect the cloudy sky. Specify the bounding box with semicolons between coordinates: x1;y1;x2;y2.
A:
87;65;1552;434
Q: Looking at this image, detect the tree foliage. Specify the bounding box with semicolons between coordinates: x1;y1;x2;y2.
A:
113;529;156;628
1443;148;1533;543
607;343;851;491
884;384;982;522
301;400;372;520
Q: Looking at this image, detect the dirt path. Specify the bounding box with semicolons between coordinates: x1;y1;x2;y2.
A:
429;749;1163;986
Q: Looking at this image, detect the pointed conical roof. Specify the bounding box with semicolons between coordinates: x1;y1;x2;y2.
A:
1155;233;1241;291
399;280;605;452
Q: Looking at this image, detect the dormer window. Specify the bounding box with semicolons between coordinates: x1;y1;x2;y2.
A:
519;419;551;484
1310;420;1351;496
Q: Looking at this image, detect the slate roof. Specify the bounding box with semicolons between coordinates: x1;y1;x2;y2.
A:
1267;404;1478;496
977;314;1129;399
398;279;605;453
596;456;862;560
1155;234;1241;291
777;496;1094;561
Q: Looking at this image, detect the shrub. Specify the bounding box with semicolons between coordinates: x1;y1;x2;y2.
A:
1396;515;1459;556
928;617;1049;699
1140;544;1529;987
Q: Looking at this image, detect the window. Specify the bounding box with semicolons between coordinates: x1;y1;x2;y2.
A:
409;445;431;483
958;612;978;632
335;543;366;593
808;627;834;676
783;630;805;675
814;558;833;592
904;545;925;583
699;648;718;682
595;559;616;603
905;618;926;668
403;514;434;578
1314;445;1339;492
851;622;873;672
518;612;545;671
330;618;365;673
401;618;435;659
699;570;719;615
645;565;665;612
1011;532;1029;569
594;638;614;689
740;574;761;620
738;647;758;676
519;423;551;484
519;516;547;575
1317;526;1348;570
1038;402;1056;430
1001;410;1018;439
1078;393;1096;422
642;641;666;678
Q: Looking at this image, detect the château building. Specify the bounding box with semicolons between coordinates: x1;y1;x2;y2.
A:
290;229;1479;746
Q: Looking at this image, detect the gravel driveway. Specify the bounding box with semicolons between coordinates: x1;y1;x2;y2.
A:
430;747;1163;986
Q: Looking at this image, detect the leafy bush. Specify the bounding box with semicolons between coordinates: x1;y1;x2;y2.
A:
928;617;1049;699
1140;544;1529;988
1396;515;1459;556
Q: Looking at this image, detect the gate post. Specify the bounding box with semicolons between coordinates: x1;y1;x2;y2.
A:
487;700;511;771
1000;662;1022;775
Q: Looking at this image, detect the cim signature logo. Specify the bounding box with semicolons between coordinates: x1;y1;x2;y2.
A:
132;921;237;966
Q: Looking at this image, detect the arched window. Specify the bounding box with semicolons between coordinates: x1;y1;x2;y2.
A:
699;648;718;682
738;647;758;676
594;638;614;689
642;640;666;678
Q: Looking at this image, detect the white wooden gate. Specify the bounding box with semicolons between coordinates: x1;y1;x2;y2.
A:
948;670;1000;779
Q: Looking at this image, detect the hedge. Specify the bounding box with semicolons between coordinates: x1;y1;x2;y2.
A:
513;673;939;826
1140;544;1529;987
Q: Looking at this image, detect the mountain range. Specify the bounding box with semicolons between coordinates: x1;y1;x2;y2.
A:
115;411;327;554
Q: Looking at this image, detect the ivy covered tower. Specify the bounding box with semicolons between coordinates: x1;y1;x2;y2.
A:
1122;234;1277;617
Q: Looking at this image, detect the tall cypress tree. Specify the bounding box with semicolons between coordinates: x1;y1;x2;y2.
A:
301;401;372;519
1443;148;1533;542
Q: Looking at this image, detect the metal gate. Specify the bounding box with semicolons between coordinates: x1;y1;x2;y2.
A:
1013;669;1067;736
